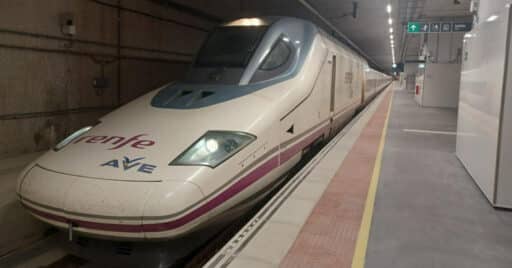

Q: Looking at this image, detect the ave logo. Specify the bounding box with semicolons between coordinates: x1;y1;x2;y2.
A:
101;156;157;174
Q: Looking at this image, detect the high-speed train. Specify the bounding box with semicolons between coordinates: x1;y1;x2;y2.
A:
17;17;391;241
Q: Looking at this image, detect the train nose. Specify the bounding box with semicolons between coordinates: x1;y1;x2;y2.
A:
18;166;205;238
18;166;157;226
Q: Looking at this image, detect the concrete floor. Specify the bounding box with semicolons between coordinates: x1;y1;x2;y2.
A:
366;89;512;267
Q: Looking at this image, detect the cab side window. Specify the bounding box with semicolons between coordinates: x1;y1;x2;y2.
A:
251;36;294;83
260;40;291;70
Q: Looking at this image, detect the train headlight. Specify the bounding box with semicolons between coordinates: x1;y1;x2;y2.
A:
171;131;256;168
53;126;93;151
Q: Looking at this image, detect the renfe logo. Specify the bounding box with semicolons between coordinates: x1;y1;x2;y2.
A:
73;134;155;150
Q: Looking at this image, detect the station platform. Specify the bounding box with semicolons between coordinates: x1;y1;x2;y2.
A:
207;84;512;268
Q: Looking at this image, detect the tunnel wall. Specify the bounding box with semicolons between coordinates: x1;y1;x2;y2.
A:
0;0;216;160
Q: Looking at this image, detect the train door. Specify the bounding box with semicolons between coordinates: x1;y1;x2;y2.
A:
345;58;355;103
328;53;336;137
360;63;366;105
354;61;364;105
334;55;350;113
278;49;333;166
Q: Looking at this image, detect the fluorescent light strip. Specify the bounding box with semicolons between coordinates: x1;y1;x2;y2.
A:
387;3;394;66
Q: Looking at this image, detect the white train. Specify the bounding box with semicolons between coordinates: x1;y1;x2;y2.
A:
17;17;391;241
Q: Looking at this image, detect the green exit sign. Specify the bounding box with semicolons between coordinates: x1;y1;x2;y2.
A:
408;21;472;33
408;22;421;33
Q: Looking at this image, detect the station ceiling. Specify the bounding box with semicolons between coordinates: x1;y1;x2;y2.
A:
157;0;472;72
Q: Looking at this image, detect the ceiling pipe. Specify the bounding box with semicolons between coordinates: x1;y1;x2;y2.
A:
399;22;408;63
296;0;385;72
150;0;222;22
328;1;359;19
399;0;424;63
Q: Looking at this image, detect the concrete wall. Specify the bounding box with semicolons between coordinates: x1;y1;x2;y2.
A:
421;63;461;108
0;153;46;257
404;63;419;92
423;32;464;64
414;31;463;108
0;0;218;159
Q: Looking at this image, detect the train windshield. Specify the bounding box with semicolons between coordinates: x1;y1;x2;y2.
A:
195;26;267;68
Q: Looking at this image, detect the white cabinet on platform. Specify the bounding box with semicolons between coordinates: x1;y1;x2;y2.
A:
457;0;512;208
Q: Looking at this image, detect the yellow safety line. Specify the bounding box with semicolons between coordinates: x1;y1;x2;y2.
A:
351;89;394;268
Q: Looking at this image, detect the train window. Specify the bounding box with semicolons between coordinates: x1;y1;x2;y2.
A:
195;26;267;68
260;40;291;70
251;37;293;83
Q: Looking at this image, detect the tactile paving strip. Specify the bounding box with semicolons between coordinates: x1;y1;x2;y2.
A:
280;91;392;268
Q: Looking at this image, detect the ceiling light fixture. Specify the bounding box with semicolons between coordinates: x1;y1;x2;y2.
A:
388;18;393;25
386;4;392;14
389;27;393;33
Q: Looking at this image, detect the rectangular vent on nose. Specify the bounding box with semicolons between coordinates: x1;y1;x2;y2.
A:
200;91;214;99
180;90;193;97
184;90;215;107
162;89;193;106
